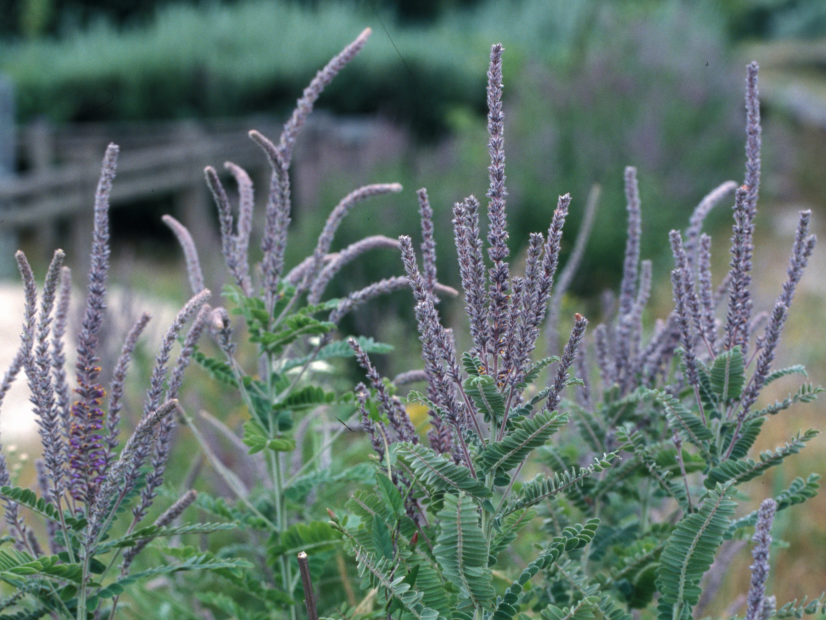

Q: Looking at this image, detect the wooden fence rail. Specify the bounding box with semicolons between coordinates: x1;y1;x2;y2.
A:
0;113;408;278
0;118;284;274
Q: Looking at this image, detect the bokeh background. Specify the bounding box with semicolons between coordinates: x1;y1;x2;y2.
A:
1;0;825;615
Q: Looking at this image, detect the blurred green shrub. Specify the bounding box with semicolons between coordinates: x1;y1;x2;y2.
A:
307;3;746;309
0;0;487;137
2;0;749;302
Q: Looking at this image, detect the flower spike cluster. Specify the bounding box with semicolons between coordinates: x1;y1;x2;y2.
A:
351;44;591;496
0;144;210;587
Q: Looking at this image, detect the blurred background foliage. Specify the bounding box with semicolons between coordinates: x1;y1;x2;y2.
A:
2;0;826;614
3;0;824;297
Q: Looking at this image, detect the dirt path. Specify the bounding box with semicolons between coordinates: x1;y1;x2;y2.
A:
0;282;179;443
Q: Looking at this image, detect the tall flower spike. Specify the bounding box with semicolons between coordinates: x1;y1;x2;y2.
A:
779;209;816;309
530;195;571;339
745;498;777;620
356;383;386;461
626;259;652;386
0;345;29;544
684;180;738;270
744;62;762;219
417;188;438;297
224;161;254;295
670;267;700;391
250;129;291;308
304;183;403;302
126;291;210;510
349;338;417;445
670;231;704;351
278;28;372;165
517;194;571;387
103;313;152;475
162;215;205;295
486;43;511;369
51;267;72;442
122;489;198;573
87;400;179;545
697;234;717;357
256;28;372;310
20;250;69;503
546;314;588;414
453;196;490;362
736;210;816;429
71;143;118;504
725;185;755;354
618;167;642;319
143;289;211;418
593;324;615;389
328;276;456;328
547;184;600;357
399;236;467;445
205;166;245;292
310;235;400;303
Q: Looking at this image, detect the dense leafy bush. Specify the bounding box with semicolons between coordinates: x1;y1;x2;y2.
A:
1;21;824;620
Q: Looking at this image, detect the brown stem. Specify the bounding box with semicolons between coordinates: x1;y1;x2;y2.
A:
298;551;319;620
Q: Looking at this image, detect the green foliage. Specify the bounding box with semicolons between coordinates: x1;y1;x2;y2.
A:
395;442;492;500
500;453;618;519
656;486;737;620
705;429;819;489
476;410;569;475
433;493;496;609
709;345;746;403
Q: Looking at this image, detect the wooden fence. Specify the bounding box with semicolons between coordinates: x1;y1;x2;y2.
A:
0;113;408;277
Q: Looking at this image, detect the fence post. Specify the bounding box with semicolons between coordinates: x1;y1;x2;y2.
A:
25;119;61;262
0;74;16;278
176;122;218;279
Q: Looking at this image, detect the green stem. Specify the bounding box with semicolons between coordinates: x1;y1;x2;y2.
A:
77;553;90;620
270;440;297;620
179;408;277;531
284;409;358;486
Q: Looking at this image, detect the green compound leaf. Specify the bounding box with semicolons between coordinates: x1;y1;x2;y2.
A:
352;549;442;620
273;385;337;412
706;429;819;489
377;474;405;518
461;352;485;378
515;356;559;391
282;336;393;372
491;519;599;620
500;453;618;519
0;550;83;584
463;375;506;424
655;485;736;620
0;487;86;531
750;382;825;419
242;420;295;454
709;346;745;402
254;315;334;355
371;514;395;561
433;493;495;609
644;390;712;449
726;474;821;538
489;509;537;565
395;442;492;500
86;554;251;611
540;596;599;620
191;350;239;388
97;522;238;552
762;364;807;386
476;410;568;475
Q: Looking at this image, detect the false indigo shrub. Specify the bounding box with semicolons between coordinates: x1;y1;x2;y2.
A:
159;28;456;620
333;45;825;620
0;145;245;620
